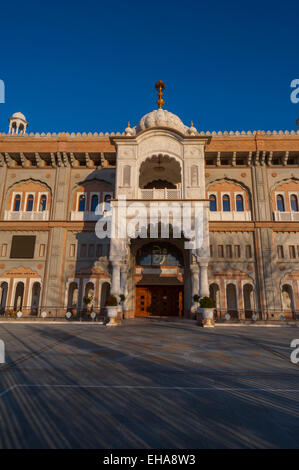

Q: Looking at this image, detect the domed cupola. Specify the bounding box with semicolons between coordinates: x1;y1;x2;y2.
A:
8;112;28;135
125;80;198;136
136;108;189;134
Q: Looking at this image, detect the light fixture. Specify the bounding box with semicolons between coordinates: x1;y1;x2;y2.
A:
154;155;165;173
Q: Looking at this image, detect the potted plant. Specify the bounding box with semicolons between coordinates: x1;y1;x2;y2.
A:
197;296;216;327
105;295;119;326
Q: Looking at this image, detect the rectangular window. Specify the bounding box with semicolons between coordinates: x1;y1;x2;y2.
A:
210;245;213;257
277;245;284;259
10;235;36;259
289;245;296;259
218;245;224;258
234;245;241;258
297;246;299;258
245;245;252;259
1;244;7;257
88;244;95;258
69;244;75;257
225;245;232;258
80;244;87;258
96;244;102;257
39;244;45;257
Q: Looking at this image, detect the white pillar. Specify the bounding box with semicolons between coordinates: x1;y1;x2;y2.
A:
120;265;128;295
199;262;210;298
111;261;121;296
190;264;199;312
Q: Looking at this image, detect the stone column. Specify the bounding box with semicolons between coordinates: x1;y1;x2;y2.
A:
120;265;129;317
111;261;121;297
190;264;199;314
120;265;128;295
199;262;209;298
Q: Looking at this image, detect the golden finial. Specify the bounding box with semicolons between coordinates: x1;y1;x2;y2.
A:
155;80;165;109
191;121;194;127
127;121;130;128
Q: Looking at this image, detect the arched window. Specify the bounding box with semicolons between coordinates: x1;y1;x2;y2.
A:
276;194;285;212
209;195;217;211
136;243;183;267
290;194;299;212
91;194;99;212
39;195;47;211
104;194;112;212
222;194;230;212
236;194;244;211
13;194;21;211
78;194;85;212
26;194;34;211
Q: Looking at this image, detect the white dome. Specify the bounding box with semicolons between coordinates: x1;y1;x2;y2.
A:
11;112;27;121
136;108;189;134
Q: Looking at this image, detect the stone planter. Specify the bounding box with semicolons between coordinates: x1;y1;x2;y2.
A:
106;306;120;326
197;307;215;328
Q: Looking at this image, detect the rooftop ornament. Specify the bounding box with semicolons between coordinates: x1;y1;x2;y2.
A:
155;80;165;109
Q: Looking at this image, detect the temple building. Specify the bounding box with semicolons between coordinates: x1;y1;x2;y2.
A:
0;83;299;320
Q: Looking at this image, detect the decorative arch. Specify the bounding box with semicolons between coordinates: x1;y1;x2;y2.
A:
6;178;52;194
6;179;52;213
71;179;114;212
207;178;251;212
269;176;299;194
270;178;299;212
207;177;251;195
139;154;182;188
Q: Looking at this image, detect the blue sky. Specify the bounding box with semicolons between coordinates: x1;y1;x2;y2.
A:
0;0;299;133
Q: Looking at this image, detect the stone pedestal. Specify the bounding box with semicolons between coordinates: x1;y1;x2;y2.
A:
197;307;215;328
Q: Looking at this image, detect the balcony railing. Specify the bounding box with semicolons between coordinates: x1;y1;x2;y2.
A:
209;211;252;221
139;188;181;200
4;210;49;221
70;209;111;221
273;211;299;221
71;211;99;221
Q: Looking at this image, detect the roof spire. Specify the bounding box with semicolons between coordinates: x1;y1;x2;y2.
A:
155;80;165;109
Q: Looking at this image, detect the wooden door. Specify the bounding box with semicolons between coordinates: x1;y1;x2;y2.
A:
135;287;151;316
136;286;183;316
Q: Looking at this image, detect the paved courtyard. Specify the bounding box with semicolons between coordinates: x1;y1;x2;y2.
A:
0;319;298;449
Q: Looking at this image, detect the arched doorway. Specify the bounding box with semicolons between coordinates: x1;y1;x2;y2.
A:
281;284;294;313
209;283;220;310
226;283;238;318
100;282;110;307
31;282;41;315
0;282;8;314
135;242;184;316
67;282;78;309
14;282;24;311
83;282;94;310
243;284;255;318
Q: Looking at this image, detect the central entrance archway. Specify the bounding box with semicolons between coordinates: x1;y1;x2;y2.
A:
134;241;184;317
